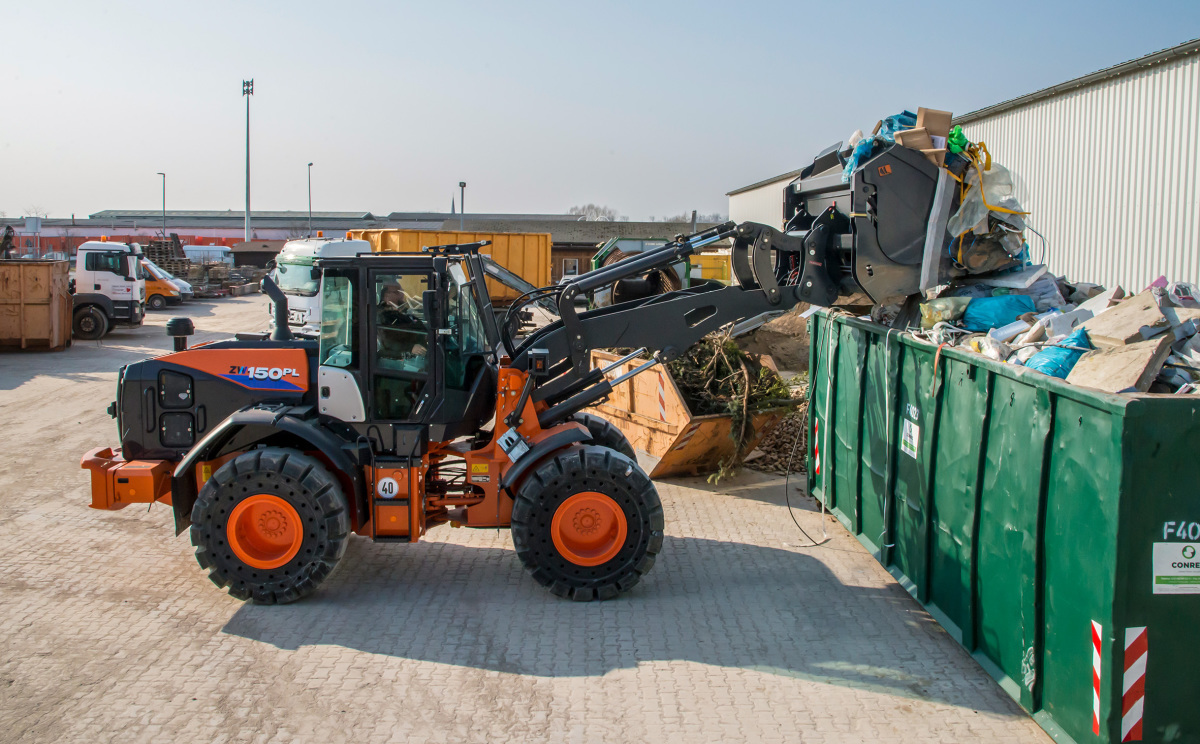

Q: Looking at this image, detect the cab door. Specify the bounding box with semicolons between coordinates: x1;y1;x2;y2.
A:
365;268;440;424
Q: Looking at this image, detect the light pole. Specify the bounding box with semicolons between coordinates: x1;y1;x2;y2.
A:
307;162;313;237
243;79;254;242
156;172;166;241
459;181;466;231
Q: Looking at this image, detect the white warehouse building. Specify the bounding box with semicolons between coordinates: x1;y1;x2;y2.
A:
727;38;1200;291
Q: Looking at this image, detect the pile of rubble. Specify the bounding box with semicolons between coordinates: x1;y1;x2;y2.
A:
912;275;1200;394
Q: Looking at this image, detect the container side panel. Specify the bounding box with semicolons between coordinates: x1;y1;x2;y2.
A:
892;340;938;596
858;333;893;555
1113;398;1200;743
927;356;989;641
1041;396;1122;743
976;377;1052;703
831;324;866;529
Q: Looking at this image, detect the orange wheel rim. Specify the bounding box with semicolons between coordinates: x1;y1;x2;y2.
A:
551;492;628;567
227;494;303;570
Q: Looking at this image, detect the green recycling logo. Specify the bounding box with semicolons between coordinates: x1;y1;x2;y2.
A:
1184;546;1197;559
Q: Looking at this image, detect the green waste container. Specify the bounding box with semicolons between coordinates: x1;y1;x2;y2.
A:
807;309;1200;744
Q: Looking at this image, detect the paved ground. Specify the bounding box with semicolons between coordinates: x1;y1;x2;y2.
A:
0;296;1051;743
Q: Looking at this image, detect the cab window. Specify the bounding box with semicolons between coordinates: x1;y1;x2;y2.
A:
446;264;490;390
319;275;355;369
84;252;125;274
371;272;432;421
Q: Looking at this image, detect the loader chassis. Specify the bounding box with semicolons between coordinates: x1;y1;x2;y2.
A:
83;198;927;602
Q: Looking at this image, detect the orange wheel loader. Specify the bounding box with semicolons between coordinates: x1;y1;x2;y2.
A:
80;142;943;603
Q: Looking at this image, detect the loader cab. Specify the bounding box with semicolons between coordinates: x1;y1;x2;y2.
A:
316;254;497;444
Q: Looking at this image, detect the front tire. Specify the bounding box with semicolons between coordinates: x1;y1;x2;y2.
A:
73;307;108;340
511;445;663;601
147;294;167;310
190;447;350;604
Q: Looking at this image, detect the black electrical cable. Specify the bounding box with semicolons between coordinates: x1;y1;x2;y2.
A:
782;410;826;548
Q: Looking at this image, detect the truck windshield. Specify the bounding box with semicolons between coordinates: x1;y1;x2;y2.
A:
275;257;319;295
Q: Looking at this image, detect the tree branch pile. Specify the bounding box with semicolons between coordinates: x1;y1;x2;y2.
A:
666;329;800;482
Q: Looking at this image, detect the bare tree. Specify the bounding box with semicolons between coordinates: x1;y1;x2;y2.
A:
659;211;727;223
568;204;622;221
22;205;49;218
285;222;309;239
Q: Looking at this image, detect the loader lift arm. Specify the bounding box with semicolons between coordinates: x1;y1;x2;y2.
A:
508;217;847;427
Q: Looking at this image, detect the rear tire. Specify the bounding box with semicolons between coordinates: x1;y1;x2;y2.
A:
148;294;167;310
570;412;636;461
511;445;663;601
190;447;350;604
72;307;108;340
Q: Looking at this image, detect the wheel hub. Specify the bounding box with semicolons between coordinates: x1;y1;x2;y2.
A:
551;492;628;567
227;494;303;569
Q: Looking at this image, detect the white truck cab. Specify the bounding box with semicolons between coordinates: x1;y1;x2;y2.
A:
269;236;370;335
72;240;147;339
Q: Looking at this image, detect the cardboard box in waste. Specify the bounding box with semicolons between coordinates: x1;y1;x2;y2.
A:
1079;290;1170;346
895;127;934;150
1066;335;1173;393
921;148;947;166
916;107;952;138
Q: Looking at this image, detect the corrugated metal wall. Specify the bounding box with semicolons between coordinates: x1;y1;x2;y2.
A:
728;177;791;229
961;53;1199;291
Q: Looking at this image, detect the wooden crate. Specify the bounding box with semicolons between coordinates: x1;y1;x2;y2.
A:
585;350;784;478
0;260;72;350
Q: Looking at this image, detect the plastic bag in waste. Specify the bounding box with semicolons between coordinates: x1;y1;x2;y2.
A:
920;297;972;329
1024;327;1092;379
968;335;1012;361
946;161;1027;238
961;295;1036;332
842;111;917;183
878;111;917;141
842;136;881;183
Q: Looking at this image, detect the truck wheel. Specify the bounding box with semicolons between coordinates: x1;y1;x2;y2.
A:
148;294;166;310
72;307;108;340
511;445;663;601
190;447;350;604
570;412;636;461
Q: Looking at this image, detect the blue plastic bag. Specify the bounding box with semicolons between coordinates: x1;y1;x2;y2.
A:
1024;327;1092;379
841;110;918;183
961;295;1035;332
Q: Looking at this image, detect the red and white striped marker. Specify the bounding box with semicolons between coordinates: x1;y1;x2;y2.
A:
1093;620;1103;736
656;372;667;422
1122;626;1148;742
813;420;820;475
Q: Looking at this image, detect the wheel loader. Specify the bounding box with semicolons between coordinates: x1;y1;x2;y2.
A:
81;142;947;603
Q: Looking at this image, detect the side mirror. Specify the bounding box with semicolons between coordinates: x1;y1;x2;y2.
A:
266;259;277;269
311;267;321;281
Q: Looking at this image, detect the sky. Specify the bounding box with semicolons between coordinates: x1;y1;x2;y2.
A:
2;1;1197;221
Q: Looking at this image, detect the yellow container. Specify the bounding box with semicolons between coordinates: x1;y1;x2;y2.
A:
349;230;552;303
690;251;731;283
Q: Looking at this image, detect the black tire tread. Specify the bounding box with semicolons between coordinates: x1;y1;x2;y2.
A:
189;447;350;604
511;445;663;601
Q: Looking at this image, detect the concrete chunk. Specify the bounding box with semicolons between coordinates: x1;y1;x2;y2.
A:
1065;335;1173;393
1079;290;1170;347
